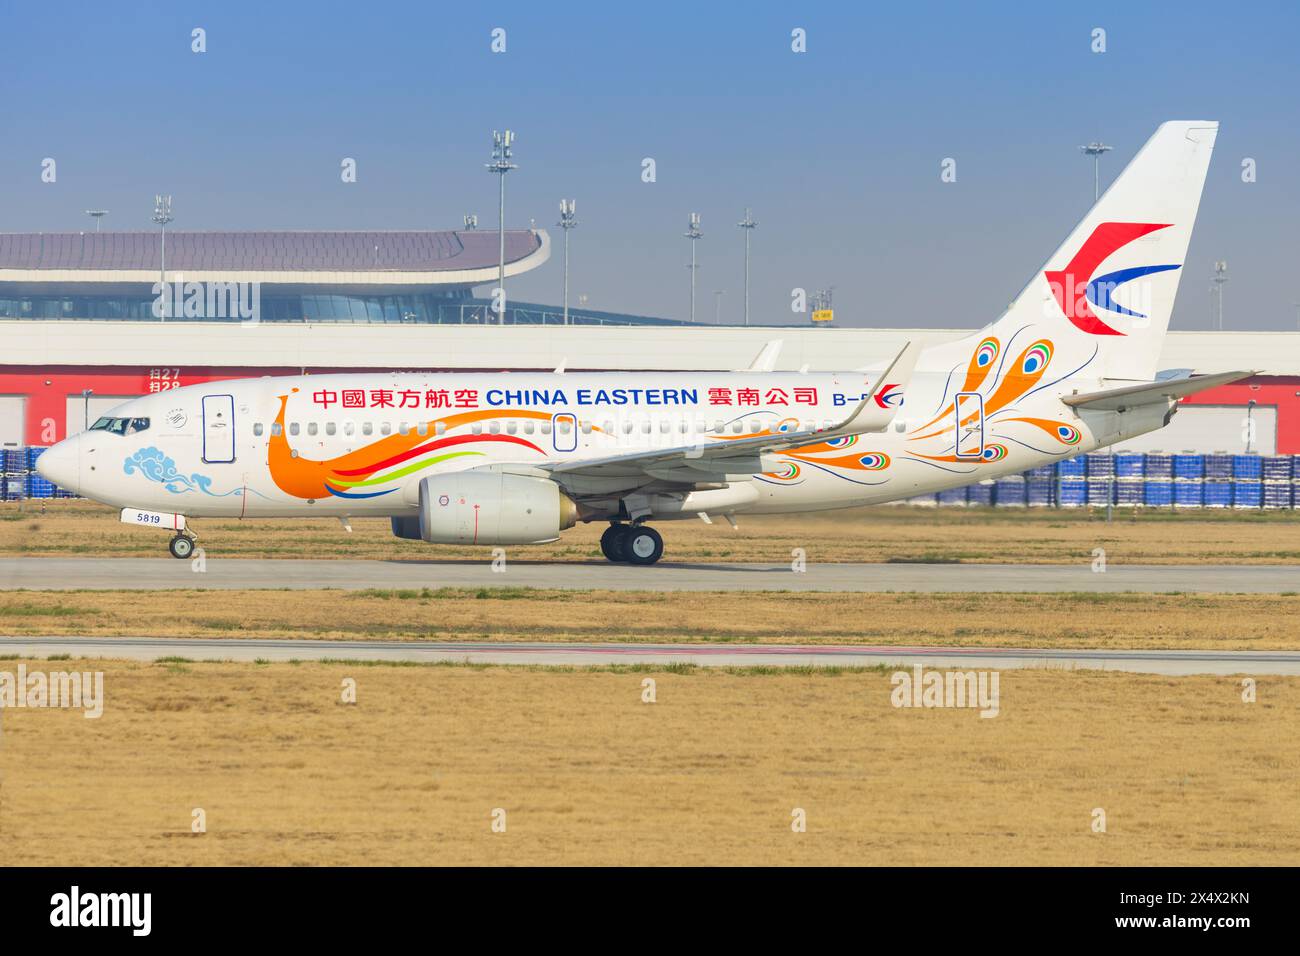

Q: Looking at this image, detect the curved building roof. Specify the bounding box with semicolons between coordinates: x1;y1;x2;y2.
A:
0;229;549;289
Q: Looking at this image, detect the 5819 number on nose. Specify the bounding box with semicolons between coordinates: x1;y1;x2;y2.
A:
120;508;185;531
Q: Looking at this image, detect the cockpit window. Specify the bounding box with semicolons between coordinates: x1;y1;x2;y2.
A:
89;416;150;435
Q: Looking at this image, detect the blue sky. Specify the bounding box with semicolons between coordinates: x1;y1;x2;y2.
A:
2;0;1297;329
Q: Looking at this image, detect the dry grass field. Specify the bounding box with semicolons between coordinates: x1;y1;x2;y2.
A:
3;499;1300;565
1;588;1299;650
2;658;1295;866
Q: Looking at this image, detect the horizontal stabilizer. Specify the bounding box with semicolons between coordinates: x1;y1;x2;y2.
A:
1062;370;1254;412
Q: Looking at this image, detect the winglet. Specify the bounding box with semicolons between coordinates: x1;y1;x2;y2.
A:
743;340;784;372
825;341;920;435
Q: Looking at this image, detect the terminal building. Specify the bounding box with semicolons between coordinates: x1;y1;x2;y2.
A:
3;228;1300;459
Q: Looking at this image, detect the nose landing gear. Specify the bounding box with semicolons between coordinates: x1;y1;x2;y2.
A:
168;533;196;560
599;523;663;565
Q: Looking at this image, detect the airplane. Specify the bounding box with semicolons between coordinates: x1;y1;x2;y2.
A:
37;121;1250;565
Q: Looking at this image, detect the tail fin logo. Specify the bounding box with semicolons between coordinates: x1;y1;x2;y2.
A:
1045;222;1179;336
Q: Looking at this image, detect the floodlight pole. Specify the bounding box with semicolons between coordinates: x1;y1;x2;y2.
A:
684;213;702;323
151;195;173;322
737;207;756;326
558;199;578;325
1079;142;1113;202
486;131;517;325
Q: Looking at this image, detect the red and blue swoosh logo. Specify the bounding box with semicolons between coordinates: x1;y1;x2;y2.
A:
1045;222;1179;336
874;383;903;408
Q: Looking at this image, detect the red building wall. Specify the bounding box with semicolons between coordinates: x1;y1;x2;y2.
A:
1180;376;1300;454
2;366;301;445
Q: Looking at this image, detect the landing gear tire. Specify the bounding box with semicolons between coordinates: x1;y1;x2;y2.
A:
600;524;629;562
168;534;195;560
624;525;664;566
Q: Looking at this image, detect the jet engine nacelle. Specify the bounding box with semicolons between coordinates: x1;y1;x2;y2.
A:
416;471;578;545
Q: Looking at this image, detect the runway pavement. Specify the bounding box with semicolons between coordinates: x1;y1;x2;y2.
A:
1;636;1296;674
0;556;1298;592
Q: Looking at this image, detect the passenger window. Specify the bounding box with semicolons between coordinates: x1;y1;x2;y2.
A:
489;422;500;434
559;421;572;435
289;422;300;436
540;422;552;435
641;421;651;434
731;421;743;434
271;423;283;436
344;422;354;436
253;423;264;437
581;421;592;435
659;421;670;434
748;420;760;433
523;422;533;435
381;423;392;435
417;423;428;436
362;422;373;436
325;422;336;436
471;423;482;435
435;422;446;436
307;422;318;436
623;421;634;434
506;421;517;435
399;423;409;435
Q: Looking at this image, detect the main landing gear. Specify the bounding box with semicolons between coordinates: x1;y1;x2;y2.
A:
600;523;664;565
168;533;196;560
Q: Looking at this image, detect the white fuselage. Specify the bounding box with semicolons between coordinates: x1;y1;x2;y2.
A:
35;358;1168;523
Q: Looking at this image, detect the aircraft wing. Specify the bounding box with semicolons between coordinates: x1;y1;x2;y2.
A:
1061;370;1255;412
542;342;919;485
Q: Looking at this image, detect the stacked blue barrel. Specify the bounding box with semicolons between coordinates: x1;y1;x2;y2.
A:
1025;463;1055;506
1144;453;1174;506
1202;453;1232;508
919;449;1300;510
1113;452;1144;506
1230;453;1262;508
967;481;994;507
0;446;77;501
2;449;28;501
1173;453;1204;507
1084;453;1114;506
1057;455;1087;507
993;471;1026;506
1262;455;1293;509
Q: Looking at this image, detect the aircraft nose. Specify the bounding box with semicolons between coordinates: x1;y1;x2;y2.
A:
35;437;80;494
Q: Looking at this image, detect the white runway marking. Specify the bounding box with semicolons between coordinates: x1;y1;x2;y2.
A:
2;637;1297;675
1;557;1299;593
